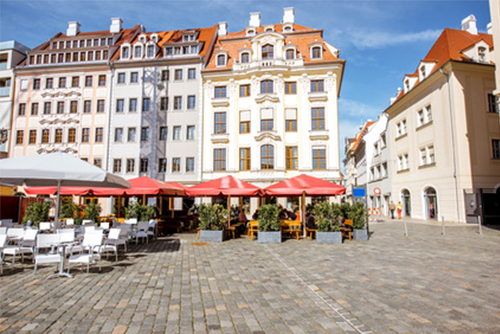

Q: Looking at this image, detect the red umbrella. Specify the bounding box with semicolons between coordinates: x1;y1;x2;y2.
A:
264;174;345;196
185;175;262;197
165;181;188;189
126;176;185;196
25;186;126;196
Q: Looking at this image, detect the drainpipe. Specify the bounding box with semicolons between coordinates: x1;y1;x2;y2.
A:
440;67;461;222
107;62;115;172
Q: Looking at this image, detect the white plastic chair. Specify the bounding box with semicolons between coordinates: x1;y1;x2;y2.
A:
6;228;25;245
68;232;104;274
0;227;7;234
101;228;126;261
57;229;75;244
100;222;110;231
34;234;61;275
132;221;149;244
125;218;137;225
0;219;13;227
148;220;157;240
0;234;7;275
65;219;75;227
39;222;52;233
3;229;38;264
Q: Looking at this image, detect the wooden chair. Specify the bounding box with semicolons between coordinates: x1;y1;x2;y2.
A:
290;220;301;240
225;226;237;239
305;227;318;240
341;219;353;240
247;221;259;240
281;220;291;237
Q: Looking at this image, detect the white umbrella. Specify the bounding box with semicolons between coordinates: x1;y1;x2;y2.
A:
0;152;130;222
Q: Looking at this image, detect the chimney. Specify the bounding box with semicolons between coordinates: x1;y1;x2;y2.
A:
461;15;478;35
110;18;123;33
283;7;295;24
487;22;493;35
249;12;261;27
218;22;228;37
66;21;81;37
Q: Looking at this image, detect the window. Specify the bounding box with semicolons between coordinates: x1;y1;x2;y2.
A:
240;148;251;171
310;80;324;92
241;52;250;63
140;158;148;173
113;159;122;173
184;95;195;109
262;44;274;59
134;45;142;58
43;102;51;115
81;128;90;143
126;159;135;173
214;148;226;171
158;158;167;173
31;103;39;115
417;105;432;126
214;112;226;134
97;100;105;113
398;154;409;171
130;72;139;83
33;79;40;90
87;51;93;61
186;157;195;172
215;86;226;98
46;78;53;89
286;146;298;170
57;101;64;114
285;49;295;60
98;75;106;86
16;130;23;145
81;100;90;113
312;148;326;169
172;158;181;172
72;76;79;87
217;54;226;66
159;127;167;141
68;128;76;143
260;118;273;131
261;145;274;170
493;139;500;159
260;80;273;94
129;98;137;112
95;128;103;142
187;126;195;140
240;85;250;97
116;99;124;112
147;45;155;58
154;97;166;112
311;107;325;130
174;69;182;80
240;120;250;134
115;128;123;142
142;98;151;112
139;127;149;142
173;126;181;140
118;73;126;84
479;46;487;62
94;158;102;168
488;94;498;113
174;96;182;110
285;82;296;94
41;129;49;144
18;103;26;116
29;130;37;144
285;108;297;132
54;129;63;143
128;128;136;142
311;46;321;59
85;76;93;87
419;145;435;166
161;70;169;81
396;120;407;137
58;77;66;88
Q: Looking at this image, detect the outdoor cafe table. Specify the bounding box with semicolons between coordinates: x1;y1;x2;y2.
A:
46;242;73;279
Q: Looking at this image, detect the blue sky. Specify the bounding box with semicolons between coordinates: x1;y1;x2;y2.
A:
0;0;491;160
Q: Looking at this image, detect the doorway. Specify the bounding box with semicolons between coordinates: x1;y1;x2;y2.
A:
424;187;438;219
402;189;411;217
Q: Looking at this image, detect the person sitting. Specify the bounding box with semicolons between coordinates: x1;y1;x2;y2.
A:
306;212;317;229
287;209;297;221
238;210;248;223
252;209;259;221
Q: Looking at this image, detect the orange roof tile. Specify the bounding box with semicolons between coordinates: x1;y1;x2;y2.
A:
348;121;375;154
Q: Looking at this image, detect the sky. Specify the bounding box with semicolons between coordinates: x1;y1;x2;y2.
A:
0;0;492;162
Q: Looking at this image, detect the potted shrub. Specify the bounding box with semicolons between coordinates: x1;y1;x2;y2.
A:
22;201;52;227
61;202;84;225
198;203;227;242
313;201;342;244
83;202;102;224
350;201;368;241
257;204;282;243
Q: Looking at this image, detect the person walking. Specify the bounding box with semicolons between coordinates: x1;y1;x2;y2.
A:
397;201;403;219
389;201;396;219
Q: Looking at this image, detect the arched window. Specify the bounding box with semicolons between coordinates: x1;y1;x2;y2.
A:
402;189;411;217
241;52;250;63
286;49;295;60
260;80;273;94
217;54;226;66
424;187;438;219
261;145;274;170
478;46;486;61
311;46;321;59
262;44;274;59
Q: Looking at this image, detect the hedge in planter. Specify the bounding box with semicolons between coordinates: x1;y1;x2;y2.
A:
198;203;228;242
22;201;52;227
350;201;368;241
313;200;342;244
257;204;282;243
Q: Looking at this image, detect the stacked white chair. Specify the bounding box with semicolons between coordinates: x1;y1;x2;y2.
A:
33;234;61;275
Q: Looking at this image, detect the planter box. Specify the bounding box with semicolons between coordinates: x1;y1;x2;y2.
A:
258;231;282;243
316;231;342;244
353;229;368;241
198;229;224;242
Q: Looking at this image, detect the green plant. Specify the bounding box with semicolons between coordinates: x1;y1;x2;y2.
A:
257;204;282;232
124;201;157;221
84;202;102;223
339;202;351;220
312;200;341;232
230;205;240;218
22;201;52;227
198;203;228;230
60;202;84;225
349;201;368;229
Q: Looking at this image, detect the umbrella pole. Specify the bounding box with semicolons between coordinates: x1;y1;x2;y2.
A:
301;192;306;237
170;197;174;218
143;194;146;207
227;195;231;227
54;180;61;223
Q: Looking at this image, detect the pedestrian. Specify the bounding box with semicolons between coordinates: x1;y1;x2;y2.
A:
397;201;403;219
429;203;435;219
389;201;396;219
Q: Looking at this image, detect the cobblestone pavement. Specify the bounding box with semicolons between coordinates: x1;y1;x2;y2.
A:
1;221;500;334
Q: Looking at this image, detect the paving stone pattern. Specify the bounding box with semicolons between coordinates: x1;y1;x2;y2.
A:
1;221;500;334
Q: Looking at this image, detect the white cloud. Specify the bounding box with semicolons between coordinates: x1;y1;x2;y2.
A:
349;29;442;50
339;98;380;120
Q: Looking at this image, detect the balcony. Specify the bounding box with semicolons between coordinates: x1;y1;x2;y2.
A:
211;97;229;107
233;58;303;72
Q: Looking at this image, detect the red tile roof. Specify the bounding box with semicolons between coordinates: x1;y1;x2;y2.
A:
348;121;375;154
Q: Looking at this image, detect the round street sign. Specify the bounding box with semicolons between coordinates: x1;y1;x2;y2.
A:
374;187;381;195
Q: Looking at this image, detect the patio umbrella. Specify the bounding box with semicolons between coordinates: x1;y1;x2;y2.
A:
0;152;129;222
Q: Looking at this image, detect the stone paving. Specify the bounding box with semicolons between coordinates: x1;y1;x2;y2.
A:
1;221;500;334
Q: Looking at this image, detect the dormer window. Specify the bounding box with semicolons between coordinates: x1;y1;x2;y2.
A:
420;66;426;78
246;28;256;36
478;46;486;62
217;54;226;66
165;47;173;56
241;52;250;63
151;34;158;43
283;24;293;33
139;34;147;43
264;25;275;32
134;45;142;58
311;46;322;59
121;46;130;59
405;79;410;91
262;44;274;60
147;45;155;58
285;49;295;60
183;34;195;42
